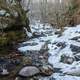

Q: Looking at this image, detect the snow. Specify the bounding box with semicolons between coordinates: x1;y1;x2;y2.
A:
18;42;44;52
18;21;80;80
23;27;32;38
0;10;6;16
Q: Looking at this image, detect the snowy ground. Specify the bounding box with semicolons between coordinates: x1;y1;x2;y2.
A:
18;21;80;80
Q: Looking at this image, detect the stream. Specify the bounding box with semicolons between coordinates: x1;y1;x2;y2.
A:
18;20;80;80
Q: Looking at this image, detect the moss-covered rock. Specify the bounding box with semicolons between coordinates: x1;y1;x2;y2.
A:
0;30;26;55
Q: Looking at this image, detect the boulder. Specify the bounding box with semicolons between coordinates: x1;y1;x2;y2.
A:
40;65;53;76
18;66;40;77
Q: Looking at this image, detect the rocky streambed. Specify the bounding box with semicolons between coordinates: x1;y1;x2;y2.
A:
1;21;80;80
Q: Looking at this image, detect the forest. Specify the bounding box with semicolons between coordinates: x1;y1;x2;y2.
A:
0;0;80;80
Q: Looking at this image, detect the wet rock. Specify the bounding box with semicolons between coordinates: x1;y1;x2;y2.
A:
70;36;80;42
0;57;7;65
53;68;62;73
55;30;61;35
56;42;66;49
71;36;79;41
60;54;74;64
0;68;3;73
33;32;45;38
19;42;38;47
15;59;21;65
9;59;21;66
50;77;56;80
40;65;53;76
0;69;9;76
74;53;80;61
18;66;40;77
40;42;49;54
70;44;80;53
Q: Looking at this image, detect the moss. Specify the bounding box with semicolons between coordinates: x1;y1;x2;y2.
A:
0;30;26;55
0;36;8;46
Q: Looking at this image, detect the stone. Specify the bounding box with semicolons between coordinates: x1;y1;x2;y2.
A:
14;59;21;65
40;65;53;76
22;56;32;65
15;77;19;80
18;66;40;77
56;42;66;49
60;54;74;64
0;69;9;76
70;44;80;53
70;36;80;42
33;32;45;38
55;30;61;35
74;53;80;61
50;77;56;80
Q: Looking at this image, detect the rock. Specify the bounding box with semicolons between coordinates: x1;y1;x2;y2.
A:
33;32;41;36
0;69;9;76
56;42;66;49
0;57;7;65
40;65;53;76
70;36;80;42
0;68;3;73
53;68;62;73
40;42;49;54
71;36;79;41
74;53;80;61
18;66;40;77
22;56;32;65
15;77;19;80
70;44;80;53
14;59;21;65
60;54;74;64
55;30;61;35
6;63;15;71
50;77;56;80
33;32;45;38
